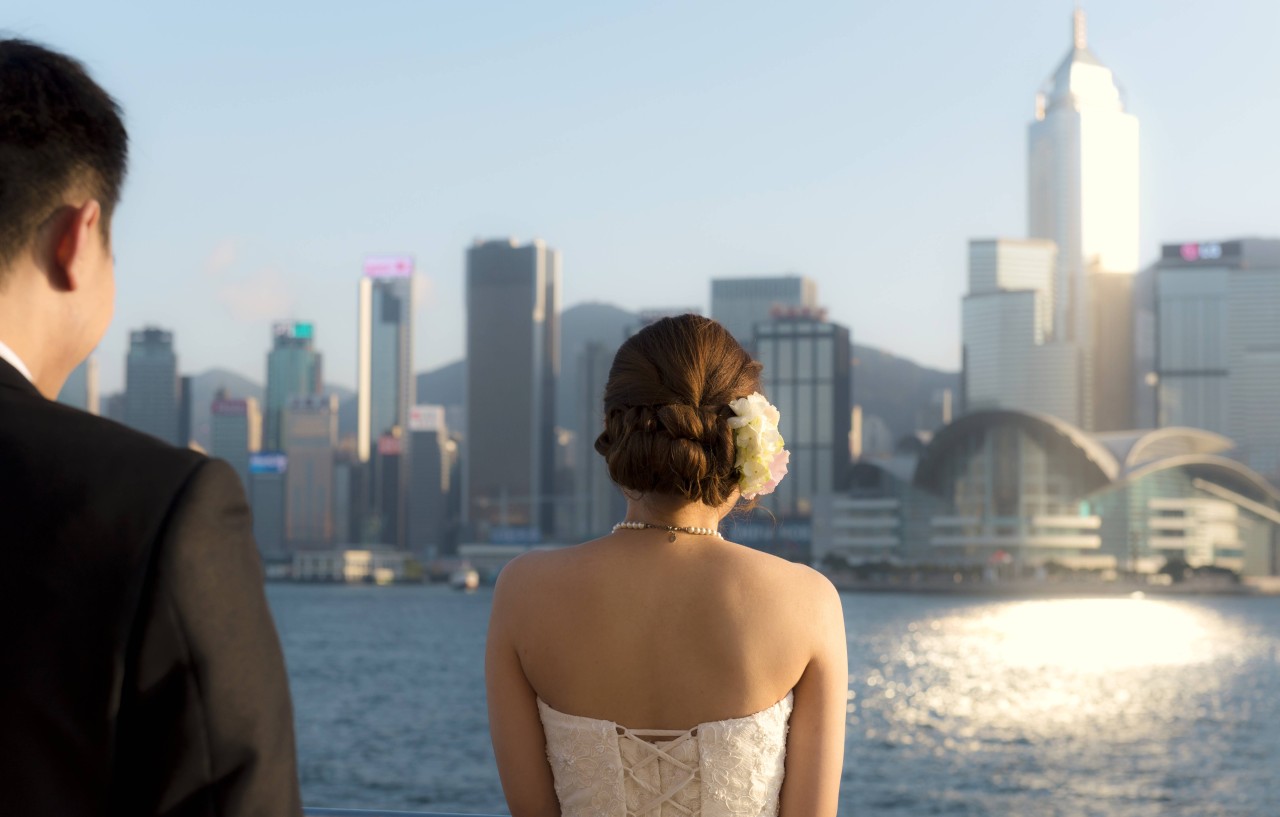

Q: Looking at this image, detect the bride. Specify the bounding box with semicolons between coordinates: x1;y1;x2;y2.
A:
486;314;846;816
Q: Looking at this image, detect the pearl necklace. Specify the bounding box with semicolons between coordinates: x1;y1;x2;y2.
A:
612;520;724;542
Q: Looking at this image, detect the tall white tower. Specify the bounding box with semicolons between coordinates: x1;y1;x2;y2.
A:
1028;9;1139;429
356;256;415;463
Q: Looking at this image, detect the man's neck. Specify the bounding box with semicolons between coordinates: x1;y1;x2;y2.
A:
0;337;34;384
0;315;68;399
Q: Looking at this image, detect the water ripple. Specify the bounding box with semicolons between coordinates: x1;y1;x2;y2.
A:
270;586;1280;815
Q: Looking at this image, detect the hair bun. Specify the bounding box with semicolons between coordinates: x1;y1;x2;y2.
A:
655;404;724;447
593;315;762;506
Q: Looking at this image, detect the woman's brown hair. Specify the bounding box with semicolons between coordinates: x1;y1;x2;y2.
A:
593;314;762;506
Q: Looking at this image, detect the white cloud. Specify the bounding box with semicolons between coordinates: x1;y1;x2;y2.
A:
217;266;296;322
203;239;238;278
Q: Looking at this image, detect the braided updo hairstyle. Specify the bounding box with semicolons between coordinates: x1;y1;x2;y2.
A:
593;314;762;506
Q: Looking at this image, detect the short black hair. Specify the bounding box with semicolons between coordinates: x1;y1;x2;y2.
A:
0;39;128;270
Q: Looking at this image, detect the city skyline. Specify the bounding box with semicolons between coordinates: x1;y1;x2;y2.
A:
11;1;1278;393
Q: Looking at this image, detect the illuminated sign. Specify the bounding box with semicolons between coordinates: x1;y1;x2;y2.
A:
377;435;403;456
769;304;829;321
273;321;314;339
363;255;414;279
408;405;445;433
211;399;248;417
490;526;541;545
249;452;288;474
1179;242;1223;262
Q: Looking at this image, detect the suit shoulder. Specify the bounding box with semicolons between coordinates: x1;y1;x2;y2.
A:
0;395;208;508
30;399;201;469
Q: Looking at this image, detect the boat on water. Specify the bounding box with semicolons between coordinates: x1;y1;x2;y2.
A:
449;567;480;591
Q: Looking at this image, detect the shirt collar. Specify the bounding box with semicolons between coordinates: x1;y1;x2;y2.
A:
0;338;34;385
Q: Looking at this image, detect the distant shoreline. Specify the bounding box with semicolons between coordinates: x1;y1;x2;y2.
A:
830;578;1280;598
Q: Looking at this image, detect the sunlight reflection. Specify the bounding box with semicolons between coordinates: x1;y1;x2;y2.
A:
849;598;1260;755
958;598;1231;673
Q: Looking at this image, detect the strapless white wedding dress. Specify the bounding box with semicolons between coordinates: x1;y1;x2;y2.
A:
537;692;792;817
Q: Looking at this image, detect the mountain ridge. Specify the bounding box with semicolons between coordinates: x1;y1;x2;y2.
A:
133;303;956;450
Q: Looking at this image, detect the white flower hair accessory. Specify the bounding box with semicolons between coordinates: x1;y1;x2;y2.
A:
727;392;789;500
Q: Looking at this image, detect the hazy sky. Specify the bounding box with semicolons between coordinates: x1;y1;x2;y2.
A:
8;0;1278;393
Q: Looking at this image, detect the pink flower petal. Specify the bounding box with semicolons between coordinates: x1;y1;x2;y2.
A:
755;449;790;497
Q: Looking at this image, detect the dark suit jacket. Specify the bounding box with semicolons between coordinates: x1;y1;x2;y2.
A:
0;358;302;816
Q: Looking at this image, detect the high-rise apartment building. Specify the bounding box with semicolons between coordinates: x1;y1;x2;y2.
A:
575;341;624;540
210;395;262;492
249;452;287;556
124;327;179;445
357;256;414;462
1027;9;1139;430
407;405;454;553
710;276;817;350
375;432;405;547
284;394;338;548
333;455;354;545
753;310;852;520
357;257;413;549
1132;265;1159;429
58;357;99;414
962;238;1081;422
1155;238;1280;479
103;392;125;424
265;321;322;451
465;238;560;539
178;375;193;448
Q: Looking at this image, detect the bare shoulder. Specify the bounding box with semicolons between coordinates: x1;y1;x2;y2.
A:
494;548;555;597
723;541;835;591
803;565;845;634
796;562;841;604
780;560;842;615
491;545;588;607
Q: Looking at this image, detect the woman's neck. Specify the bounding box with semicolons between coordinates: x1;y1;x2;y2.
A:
622;495;726;531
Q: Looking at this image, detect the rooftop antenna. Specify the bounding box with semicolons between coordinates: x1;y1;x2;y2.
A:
1073;6;1087;50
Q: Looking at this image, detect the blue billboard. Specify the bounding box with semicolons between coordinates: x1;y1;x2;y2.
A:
249;452;288;475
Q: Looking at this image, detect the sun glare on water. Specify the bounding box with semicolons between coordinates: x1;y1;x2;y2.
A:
964;598;1230;673
850;598;1258;748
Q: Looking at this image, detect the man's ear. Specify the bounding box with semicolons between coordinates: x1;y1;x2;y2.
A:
50;199;103;293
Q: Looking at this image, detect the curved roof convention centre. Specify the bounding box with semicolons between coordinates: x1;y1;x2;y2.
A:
911;409;1280;507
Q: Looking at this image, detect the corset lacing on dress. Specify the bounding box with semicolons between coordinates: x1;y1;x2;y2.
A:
537;692;793;817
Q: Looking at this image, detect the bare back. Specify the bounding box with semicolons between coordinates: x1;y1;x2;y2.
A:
487;529;847;815
506;533;819;729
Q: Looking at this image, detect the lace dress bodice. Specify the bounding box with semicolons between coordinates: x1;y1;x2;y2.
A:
537;692;792;817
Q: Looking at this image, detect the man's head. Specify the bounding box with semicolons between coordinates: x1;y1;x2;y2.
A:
0;38;127;397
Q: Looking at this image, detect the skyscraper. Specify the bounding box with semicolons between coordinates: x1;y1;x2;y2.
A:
357;256;414;463
375;432;405;547
249;452;288;556
753;309;852;521
210;394;262;492
264;321;322;451
1155;238;1280;480
284;394;338;548
962;238;1081;422
178;375;193;448
465;238;560;539
710;276;817;350
1028;9;1139;430
58;356;99;414
124;327;179;445
575;341;624;540
357;257;414;549
407;405;453;553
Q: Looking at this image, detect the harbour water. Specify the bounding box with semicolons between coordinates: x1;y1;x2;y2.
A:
270;584;1280;816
